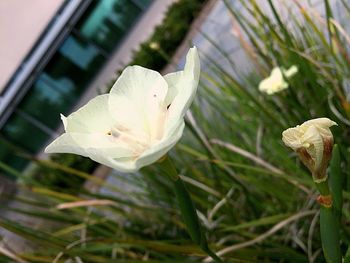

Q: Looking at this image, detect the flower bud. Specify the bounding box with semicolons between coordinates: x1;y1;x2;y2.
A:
149;42;160;50
282;118;337;182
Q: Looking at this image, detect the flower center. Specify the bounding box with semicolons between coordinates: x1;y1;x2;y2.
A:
108;125;150;156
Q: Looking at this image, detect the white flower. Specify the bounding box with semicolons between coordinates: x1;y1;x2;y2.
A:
259;65;298;95
282;118;337;181
45;47;200;172
149;42;160;50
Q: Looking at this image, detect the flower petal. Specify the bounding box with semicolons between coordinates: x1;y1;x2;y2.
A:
45;132;135;159
164;47;200;133
259;67;289;94
301;118;337;133
283;65;298;78
163;71;182;106
93;156;138;173
135;120;185;170
45;133;88;157
109;66;168;141
64;94;114;134
270;67;283;80
282;127;304;150
45;132;139;172
60;114;67;131
302;125;324;169
80;121;185;173
258;78;270;93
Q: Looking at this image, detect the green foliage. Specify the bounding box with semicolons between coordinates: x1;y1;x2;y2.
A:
317;144;345;263
320;206;341;263
131;0;205;70
29;154;97;190
1;0;350;262
329;145;344;222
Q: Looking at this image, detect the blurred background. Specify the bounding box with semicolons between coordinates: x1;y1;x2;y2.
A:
0;0;350;262
0;0;161;177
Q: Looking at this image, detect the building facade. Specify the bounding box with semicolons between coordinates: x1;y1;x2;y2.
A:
0;0;176;178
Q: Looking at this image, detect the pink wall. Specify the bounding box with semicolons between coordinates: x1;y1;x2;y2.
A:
0;0;64;92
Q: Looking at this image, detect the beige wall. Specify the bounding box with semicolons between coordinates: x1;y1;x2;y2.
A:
0;0;64;93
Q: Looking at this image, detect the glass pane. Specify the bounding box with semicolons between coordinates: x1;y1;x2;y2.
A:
133;0;153;9
0;137;28;178
113;0;142;29
45;34;104;98
18;73;74;130
1;112;50;154
76;0;142;52
59;35;104;71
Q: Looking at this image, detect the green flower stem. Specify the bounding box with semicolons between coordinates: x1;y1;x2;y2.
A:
315;145;342;263
329;145;343;222
320;206;341;263
314;180;330;197
158;156;223;262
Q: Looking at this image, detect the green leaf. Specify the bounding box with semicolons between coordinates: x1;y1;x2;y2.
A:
157;157;223;262
221;213;291;232
329;144;343;222
320;206;341;263
344;245;350;263
173;178;202;244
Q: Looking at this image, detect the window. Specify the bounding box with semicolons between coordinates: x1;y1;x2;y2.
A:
45;34;105;97
0;0;152;177
0;143;27;179
133;0;153;9
76;0;144;52
1;112;50;154
18;74;73;130
0;111;50;175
